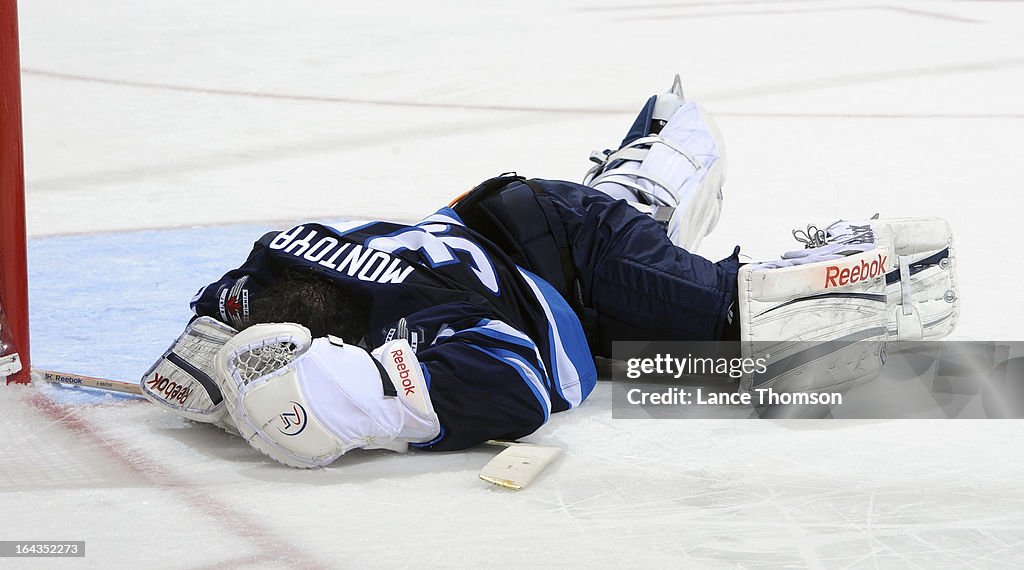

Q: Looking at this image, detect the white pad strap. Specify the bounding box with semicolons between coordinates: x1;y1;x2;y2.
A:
589;172;677;207
586;134;701;209
870;217;958;341
898;255;914;316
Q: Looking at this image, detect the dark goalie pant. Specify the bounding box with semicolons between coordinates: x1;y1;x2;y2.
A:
452;175;740;356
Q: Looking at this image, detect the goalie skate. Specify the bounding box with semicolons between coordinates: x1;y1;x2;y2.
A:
583;74;726;252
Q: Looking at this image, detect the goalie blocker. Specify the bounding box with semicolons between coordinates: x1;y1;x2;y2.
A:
738;217;958;393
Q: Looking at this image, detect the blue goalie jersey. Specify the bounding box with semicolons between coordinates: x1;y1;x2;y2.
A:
191;208;598;451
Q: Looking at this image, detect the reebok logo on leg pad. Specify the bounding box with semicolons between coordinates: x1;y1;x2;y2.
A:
825;253;887;288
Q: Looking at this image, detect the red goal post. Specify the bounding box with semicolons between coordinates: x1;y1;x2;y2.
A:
1;0;30;385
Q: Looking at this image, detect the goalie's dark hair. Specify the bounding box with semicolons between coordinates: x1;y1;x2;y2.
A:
247;270;370;341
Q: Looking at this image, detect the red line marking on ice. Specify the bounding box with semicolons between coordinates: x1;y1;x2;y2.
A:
619;5;980;23
24;68;1024;120
191;554;268;570
577;0;831;11
27;393;329;570
22;68;622;116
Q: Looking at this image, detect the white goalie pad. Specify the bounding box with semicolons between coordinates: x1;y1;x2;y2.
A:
214;324;440;469
140;316;238;423
738;216;958;393
738;249;889;393
584;76;726;252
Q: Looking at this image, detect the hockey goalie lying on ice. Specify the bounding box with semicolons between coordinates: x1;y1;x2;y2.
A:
140;76;959;468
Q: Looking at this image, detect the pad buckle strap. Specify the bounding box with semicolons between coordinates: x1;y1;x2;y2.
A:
898;255;914;316
589;172;678;207
584;134;702;209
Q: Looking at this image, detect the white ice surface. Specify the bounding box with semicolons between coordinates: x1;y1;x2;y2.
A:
5;0;1024;567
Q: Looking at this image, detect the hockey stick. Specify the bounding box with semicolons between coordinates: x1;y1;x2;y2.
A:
33;368;143;396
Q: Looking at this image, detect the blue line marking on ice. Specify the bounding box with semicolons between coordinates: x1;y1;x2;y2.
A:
26;223;298;394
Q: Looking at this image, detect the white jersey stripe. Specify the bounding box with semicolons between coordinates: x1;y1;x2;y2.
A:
517;269;585;408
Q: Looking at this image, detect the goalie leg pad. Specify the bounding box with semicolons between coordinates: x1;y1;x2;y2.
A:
738;249;889;393
738;217;959;392
659;102;727;251
584;89;726;252
140;316;238;423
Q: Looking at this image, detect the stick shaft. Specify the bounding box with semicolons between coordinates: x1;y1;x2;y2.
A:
34;368;143;396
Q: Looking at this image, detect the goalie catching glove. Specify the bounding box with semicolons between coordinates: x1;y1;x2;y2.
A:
212;323;440;468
